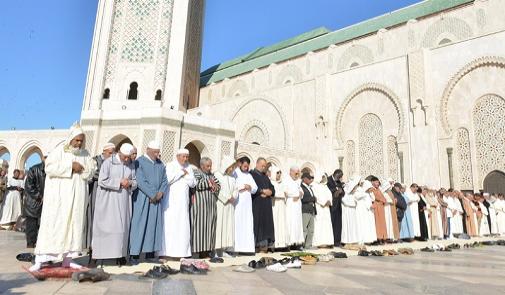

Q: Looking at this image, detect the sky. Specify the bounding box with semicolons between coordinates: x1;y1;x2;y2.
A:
0;0;420;166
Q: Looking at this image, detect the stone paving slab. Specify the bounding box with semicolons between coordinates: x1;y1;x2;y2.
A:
1;231;505;294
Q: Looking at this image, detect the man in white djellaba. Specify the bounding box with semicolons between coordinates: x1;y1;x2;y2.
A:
159;148;196;259
30;123;96;272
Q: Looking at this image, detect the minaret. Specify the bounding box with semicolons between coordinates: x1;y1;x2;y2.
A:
81;0;205;116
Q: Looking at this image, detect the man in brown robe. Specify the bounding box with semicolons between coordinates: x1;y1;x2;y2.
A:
425;190;441;239
438;189;449;238
462;193;477;236
370;176;387;243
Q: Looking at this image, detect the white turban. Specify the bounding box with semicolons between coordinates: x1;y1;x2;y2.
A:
220;156;236;172
102;142;115;151
147;140;160;150
362;180;373;192
119;143;134;155
66;122;84;145
176;148;189;155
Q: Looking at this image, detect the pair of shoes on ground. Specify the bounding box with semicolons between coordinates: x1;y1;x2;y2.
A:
420;247;435;252
317;254;334;262
180;259;209;275
327;251;348;258
299;255;317;265
397;248;414;255
447;243;461;249
209;257;224;263
16;252;35;263
266;263;287;273
72;268;110;283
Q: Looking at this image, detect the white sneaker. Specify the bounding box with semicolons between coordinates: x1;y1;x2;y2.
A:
266;263;287;273
285;260;302;269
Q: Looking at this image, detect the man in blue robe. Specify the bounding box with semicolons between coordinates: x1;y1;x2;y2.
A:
129;140;168;264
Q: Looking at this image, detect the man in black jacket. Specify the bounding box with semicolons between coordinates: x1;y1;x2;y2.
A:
301;172;317;249
250;157;276;253
326;169;344;246
24;156;46;248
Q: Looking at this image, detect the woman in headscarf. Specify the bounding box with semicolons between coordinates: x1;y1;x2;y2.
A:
268;165;288;250
312;173;334;248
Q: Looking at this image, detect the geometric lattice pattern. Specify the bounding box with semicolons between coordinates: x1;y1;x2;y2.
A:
244;126;266;146
161;130;176;163
456;128;473;190
141;129;156;153
473;95;505;181
421;17;473;48
221;141;232;157
337;45;374;70
346;140;356;178
104;0;174;92
359;113;384;178
387;136;399;181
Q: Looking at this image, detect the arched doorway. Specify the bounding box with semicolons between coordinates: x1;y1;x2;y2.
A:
184;140;206;167
483;171;505;194
19;146;43;171
0;146;10;171
109;134;133;152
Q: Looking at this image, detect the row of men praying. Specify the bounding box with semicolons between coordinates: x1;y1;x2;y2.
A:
26;123;505;271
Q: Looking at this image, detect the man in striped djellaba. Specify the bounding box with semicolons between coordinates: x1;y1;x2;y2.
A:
191;157;221;258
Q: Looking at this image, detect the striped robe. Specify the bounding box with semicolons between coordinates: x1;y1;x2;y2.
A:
191;169;220;253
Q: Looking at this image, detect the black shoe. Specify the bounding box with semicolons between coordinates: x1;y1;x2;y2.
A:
358;250;370;257
248;260;257;268
154;265;179;275
279;258;291;265
420;247;434;252
332;252;348;259
142;269;168;279
73;268;111;282
16;253;35;263
116;257;128;267
209;257;224;263
180;264;206;275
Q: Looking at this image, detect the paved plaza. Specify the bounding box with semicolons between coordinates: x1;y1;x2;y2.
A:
0;231;504;294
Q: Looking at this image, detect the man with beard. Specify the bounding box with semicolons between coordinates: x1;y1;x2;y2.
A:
250;157;275;253
30;123;96;272
191;157;220;257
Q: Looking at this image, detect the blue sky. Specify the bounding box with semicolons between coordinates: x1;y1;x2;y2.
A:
0;0;420;133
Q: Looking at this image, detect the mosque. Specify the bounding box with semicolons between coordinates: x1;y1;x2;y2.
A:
1;0;504;194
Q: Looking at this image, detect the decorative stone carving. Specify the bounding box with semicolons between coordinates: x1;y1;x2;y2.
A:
337;45;374;71
421;17;473;48
473;95;505;181
359;114;384;178
276;64;303;86
161;130;176;163
335;83;405;145
387;136;399;181
227;79;249;98
141;129;156;153
241;120;269;146
456;128;473;190
439;56;505;135
346;140;355;177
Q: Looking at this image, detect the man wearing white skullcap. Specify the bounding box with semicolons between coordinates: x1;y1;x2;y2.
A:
85;142;116;253
92;142;137;264
31;122;96;272
129;139;168;264
159;146;196;258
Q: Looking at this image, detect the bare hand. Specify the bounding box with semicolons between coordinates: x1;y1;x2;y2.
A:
244;184;251;192
182;169;188;176
72;162;84;174
228;197;236;204
120;179;130;188
293;197;299;202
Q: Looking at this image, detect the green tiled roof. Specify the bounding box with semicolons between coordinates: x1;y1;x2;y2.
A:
200;0;474;86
